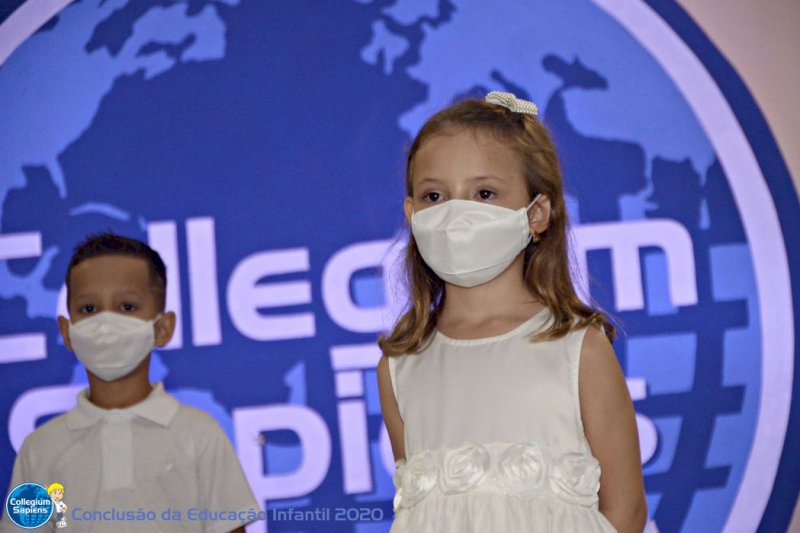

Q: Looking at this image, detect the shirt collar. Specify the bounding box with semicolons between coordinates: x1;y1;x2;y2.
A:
66;382;180;430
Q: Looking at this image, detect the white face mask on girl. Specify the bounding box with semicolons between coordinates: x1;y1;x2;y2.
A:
410;195;542;287
68;312;161;381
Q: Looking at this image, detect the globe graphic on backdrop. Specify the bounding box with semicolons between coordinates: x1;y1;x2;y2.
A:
0;1;778;532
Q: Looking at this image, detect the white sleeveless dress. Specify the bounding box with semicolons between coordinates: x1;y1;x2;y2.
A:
387;308;617;532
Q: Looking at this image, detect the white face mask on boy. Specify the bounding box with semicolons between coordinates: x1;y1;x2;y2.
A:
68;312;160;381
410;195;542;287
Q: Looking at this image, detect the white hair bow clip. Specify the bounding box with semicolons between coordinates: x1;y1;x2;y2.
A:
485;91;538;116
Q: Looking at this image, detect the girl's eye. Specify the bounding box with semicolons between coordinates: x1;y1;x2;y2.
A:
79;305;96;314
478;189;496;200
120;303;137;312
423;192;442;202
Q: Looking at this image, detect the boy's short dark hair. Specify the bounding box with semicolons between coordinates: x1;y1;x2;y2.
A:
66;233;167;310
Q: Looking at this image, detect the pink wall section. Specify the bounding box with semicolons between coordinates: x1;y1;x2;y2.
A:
677;2;800;528
678;1;800;199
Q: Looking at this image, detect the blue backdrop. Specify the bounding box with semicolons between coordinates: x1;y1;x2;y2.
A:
1;1;798;531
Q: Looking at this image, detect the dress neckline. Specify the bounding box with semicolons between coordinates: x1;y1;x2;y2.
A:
434;306;550;346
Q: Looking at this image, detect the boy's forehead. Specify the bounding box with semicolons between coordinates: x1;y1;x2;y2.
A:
69;255;151;291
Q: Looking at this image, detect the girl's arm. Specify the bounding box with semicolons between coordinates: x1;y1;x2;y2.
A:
377;355;406;461
580;326;648;533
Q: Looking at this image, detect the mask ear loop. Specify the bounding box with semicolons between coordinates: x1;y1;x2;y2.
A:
527;194;543;243
526;193;543;211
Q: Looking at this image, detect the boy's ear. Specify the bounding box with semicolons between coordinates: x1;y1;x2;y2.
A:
403;197;415;224
528;195;552;235
57;316;73;351
154;312;176;348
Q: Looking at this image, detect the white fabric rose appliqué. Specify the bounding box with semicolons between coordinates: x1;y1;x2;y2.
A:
393;451;438;510
438;444;491;494
394;443;602;510
496;442;548;500
550;452;601;507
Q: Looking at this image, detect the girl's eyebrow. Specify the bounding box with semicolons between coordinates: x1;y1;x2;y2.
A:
418;175;502;184
470;174;503;183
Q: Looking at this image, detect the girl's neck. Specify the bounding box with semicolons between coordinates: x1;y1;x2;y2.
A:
437;256;544;333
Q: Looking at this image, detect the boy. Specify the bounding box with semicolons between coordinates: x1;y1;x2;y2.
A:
1;234;258;532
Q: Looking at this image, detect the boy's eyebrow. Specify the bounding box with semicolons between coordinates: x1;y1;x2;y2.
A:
111;288;151;300
117;287;147;294
71;288;148;300
69;291;97;300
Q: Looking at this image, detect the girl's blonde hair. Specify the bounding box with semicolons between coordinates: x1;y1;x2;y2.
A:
379;98;615;356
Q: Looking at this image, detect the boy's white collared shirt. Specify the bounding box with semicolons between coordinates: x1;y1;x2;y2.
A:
1;382;259;533
66;383;182;490
66;381;181;429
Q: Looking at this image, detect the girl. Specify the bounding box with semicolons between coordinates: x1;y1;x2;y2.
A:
378;92;647;532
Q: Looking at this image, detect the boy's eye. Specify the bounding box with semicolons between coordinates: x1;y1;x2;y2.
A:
79;305;96;314
478;189;496;200
120;303;137;312
423;192;442;202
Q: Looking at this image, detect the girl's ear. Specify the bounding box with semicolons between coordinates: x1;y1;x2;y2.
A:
528;195;552;235
154;312;177;348
403;197;415;224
